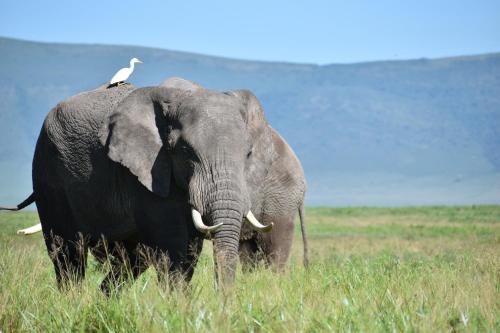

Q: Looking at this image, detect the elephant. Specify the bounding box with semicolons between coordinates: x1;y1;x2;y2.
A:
0;77;307;291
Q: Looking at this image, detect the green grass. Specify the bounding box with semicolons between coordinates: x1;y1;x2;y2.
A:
1;206;499;332
307;205;500;223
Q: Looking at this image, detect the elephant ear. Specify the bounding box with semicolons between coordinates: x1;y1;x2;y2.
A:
227;90;268;140
99;87;174;198
228;90;276;185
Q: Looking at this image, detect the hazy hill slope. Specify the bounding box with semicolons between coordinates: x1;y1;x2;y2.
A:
0;37;499;206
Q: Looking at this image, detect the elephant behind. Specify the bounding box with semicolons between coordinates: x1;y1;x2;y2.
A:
1;78;308;291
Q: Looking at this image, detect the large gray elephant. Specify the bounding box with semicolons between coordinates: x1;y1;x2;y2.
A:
1;77;307;291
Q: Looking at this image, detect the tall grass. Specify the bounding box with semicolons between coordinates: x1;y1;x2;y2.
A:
1;206;499;332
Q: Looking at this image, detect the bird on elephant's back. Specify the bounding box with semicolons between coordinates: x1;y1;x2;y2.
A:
0;77;308;292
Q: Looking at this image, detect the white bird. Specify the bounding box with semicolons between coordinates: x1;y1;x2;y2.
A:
109;57;143;85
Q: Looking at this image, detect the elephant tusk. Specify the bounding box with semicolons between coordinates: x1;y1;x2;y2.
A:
246;211;273;232
191;208;223;233
17;223;42;235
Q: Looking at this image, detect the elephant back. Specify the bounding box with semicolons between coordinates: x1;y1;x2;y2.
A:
55;84;136;131
159;77;203;92
38;84;136;180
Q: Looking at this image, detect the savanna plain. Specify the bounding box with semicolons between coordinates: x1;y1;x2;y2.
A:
1;206;499;332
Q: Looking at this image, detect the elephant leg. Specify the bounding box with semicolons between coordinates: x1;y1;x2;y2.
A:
154;237;205;292
37;189;88;289
134;201;192;287
45;231;89;289
261;215;295;271
100;242;149;296
239;239;260;272
89;238;112;271
182;236;204;282
153;249;179;288
153;240;200;288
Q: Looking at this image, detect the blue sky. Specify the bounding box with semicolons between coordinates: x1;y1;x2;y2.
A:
1;0;499;64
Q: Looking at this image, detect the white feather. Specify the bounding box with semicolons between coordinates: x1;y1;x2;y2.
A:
109;57;143;84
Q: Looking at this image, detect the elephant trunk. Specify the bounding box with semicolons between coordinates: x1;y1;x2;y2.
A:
212;213;241;287
206;180;244;288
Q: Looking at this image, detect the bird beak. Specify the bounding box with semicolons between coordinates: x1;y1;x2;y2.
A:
137;60;143;64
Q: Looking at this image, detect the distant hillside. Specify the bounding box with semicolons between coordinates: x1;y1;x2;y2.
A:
1;36;499;206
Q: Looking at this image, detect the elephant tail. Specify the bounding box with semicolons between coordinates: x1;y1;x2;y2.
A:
0;192;36;211
298;202;309;269
1;193;42;235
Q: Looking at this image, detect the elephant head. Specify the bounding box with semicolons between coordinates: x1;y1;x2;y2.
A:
99;78;272;286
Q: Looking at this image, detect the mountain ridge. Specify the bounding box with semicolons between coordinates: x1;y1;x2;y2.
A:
3;35;499;67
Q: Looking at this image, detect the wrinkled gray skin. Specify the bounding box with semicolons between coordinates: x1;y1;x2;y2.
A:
13;77;307;291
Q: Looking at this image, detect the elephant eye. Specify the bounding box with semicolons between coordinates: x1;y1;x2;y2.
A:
247;149;252;158
176;141;191;154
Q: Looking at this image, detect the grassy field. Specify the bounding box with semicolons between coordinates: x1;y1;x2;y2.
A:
1;206;499;332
